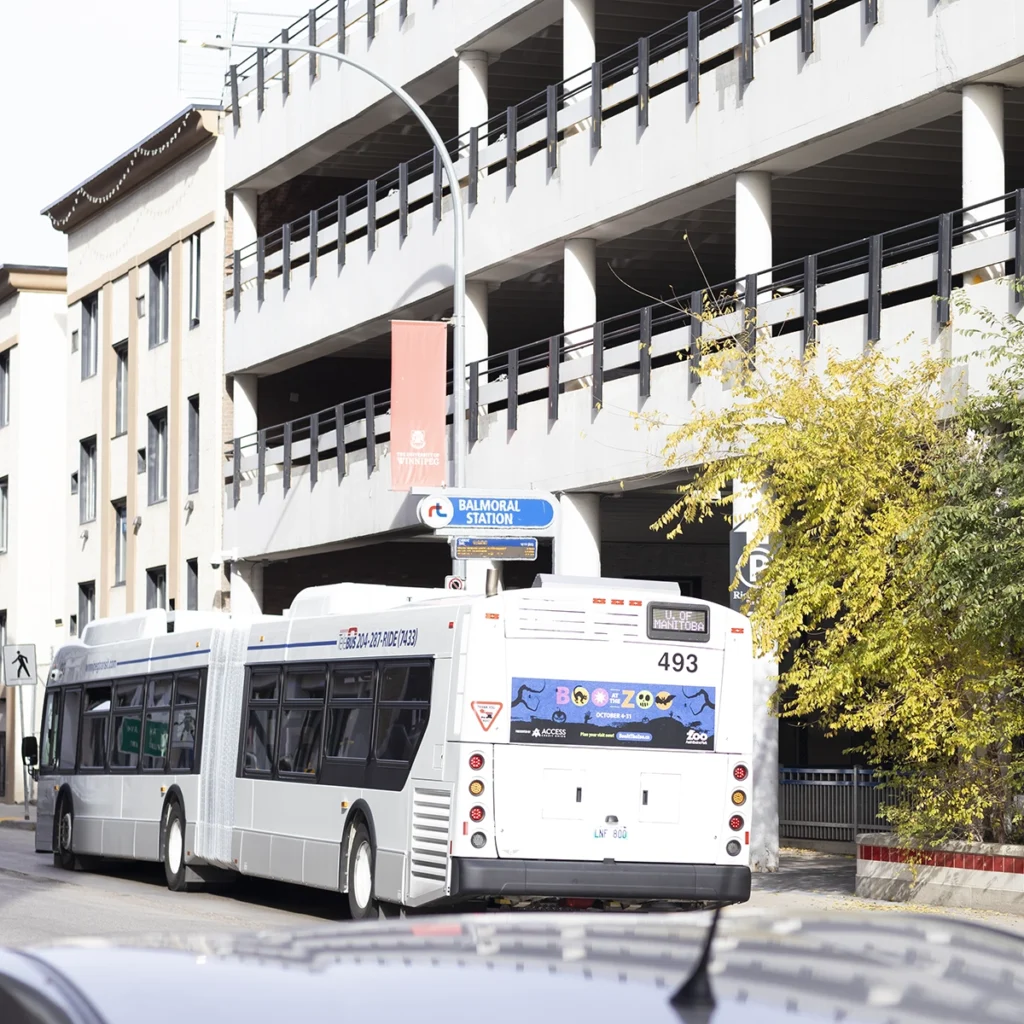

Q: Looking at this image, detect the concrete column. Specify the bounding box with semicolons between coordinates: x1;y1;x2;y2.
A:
465;559;503;595
564;0;596;95
962;84;1005;283
735;171;773;292
466;280;489;365
233;189;258;251
731;480;779;873
555;493;601;577
459;51;489;137
564;238;596;389
231;561;264;616
233;373;258;441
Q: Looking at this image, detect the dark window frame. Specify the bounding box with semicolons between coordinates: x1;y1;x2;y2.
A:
78;682;113;771
239;658;435;792
148;251;170;349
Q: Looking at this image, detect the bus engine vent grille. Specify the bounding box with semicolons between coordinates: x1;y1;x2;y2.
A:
409;786;452;892
508;598;642;640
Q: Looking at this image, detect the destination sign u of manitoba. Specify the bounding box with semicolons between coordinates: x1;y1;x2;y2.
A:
417;491;558;536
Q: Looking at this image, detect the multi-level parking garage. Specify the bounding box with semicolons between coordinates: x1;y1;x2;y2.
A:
219;0;1024;651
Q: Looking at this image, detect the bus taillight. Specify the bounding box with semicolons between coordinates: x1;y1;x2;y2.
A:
469;753;485;771
731;790;746;806
733;764;749;781
470;806;486;823
729;814;744;832
469;779;485;796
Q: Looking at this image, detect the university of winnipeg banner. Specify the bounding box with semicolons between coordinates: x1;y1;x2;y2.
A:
389;320;448;491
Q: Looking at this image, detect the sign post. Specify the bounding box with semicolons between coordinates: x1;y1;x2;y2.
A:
2;644;37;821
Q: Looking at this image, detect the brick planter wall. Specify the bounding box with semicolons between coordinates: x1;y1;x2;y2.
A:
856;832;1024;912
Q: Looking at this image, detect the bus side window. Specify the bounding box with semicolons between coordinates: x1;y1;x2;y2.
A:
324;663;374;763
279;665;326;777
142;676;172;771
168;670;201;773
80;684;113;770
110;679;144;770
374;661;432;764
243;666;280;774
58;689;82;772
38;692;59;771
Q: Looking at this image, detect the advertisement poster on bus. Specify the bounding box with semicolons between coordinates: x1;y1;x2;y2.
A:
509;677;716;750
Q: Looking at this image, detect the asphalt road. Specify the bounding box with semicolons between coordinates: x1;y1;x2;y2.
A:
3;828;1024;947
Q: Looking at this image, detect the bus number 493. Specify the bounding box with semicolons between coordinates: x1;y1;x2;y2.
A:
658;652;698;673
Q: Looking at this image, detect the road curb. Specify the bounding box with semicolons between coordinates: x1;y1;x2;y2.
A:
0;819;35;831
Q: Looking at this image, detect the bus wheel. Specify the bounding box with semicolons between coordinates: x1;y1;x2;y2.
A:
162;802;187;892
54;798;76;871
346;822;376;920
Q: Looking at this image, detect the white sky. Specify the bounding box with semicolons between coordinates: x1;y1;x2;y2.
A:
0;0;307;268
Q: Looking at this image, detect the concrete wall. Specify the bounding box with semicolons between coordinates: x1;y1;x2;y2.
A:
226;0;558;190
0;287;68;804
225;0;1024;375
224;227;1013;560
857;832;1024;913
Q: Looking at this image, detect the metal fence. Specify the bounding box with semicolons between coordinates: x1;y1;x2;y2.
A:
779;766;901;844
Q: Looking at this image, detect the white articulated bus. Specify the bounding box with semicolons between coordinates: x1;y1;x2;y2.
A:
31;575;754;914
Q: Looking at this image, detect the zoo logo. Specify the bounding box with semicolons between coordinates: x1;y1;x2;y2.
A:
686;729;709;745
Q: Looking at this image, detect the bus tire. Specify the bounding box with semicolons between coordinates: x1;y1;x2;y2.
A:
54;796;76;872
162;801;187;892
345;822;376;920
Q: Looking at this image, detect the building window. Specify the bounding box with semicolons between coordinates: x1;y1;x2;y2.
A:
188;233;201;328
0;349;9;427
69;614;78;637
79;436;97;524
71;329;79;353
70;472;78;495
78;581;95;633
148;252;170;349
146;566;167;610
113;500;127;586
187;394;200;494
0;477;7;552
147;408;168;504
81;293;98;379
114;342;128;436
186;558;199;611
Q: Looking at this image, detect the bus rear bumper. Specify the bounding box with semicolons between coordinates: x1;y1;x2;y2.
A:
449;858;751;903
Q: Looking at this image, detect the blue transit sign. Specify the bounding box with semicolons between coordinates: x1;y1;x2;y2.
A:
418;492;558;536
452;537;539;561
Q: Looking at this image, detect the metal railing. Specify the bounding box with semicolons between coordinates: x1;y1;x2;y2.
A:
779;766;902;844
224;0;873;295
223;187;1024;504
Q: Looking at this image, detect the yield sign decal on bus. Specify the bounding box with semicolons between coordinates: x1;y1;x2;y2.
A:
471;701;503;732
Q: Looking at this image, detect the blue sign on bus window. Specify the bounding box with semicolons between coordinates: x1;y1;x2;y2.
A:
509;677;716;750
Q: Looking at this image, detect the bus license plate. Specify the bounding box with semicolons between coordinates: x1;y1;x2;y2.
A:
593;826;628;840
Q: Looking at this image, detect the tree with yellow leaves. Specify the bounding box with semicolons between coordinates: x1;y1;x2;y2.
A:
652;309;1024;844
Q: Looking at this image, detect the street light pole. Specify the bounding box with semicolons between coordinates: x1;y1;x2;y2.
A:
199;39;468;491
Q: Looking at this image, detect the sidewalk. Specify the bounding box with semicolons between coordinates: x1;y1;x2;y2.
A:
0;804;36;831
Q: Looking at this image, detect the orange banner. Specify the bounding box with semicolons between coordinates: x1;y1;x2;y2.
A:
390;320;448;491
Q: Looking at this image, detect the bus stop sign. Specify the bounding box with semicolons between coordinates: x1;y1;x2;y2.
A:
418;491;558;537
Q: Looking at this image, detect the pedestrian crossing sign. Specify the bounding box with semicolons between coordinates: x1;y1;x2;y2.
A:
2;644;37;687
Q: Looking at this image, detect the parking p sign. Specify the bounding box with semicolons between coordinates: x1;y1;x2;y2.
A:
2;644;37;686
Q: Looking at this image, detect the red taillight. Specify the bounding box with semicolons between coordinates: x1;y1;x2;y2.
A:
729;815;744;832
470;806;485;823
733;764;749;782
469;753;485;771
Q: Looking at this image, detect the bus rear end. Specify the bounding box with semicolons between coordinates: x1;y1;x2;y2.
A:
448;577;753;907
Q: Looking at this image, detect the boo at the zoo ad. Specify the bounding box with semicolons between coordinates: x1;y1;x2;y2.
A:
509;677;716;750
